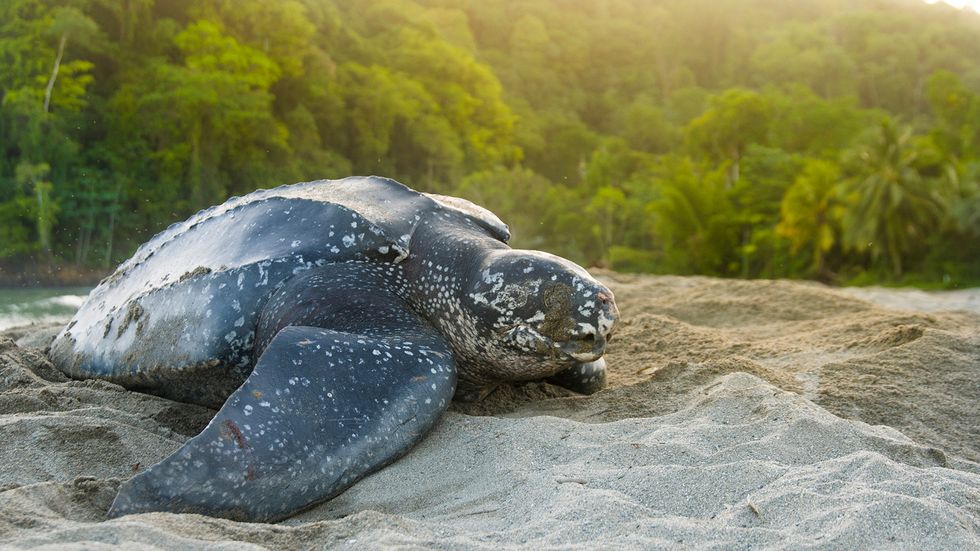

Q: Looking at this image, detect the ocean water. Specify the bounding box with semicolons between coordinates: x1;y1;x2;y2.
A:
0;288;90;331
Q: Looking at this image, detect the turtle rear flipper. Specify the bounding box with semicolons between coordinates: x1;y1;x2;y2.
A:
107;319;456;521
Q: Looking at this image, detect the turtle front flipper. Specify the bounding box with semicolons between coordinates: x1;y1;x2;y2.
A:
546;358;607;395
107;324;456;522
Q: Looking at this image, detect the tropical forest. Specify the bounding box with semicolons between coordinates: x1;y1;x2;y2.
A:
2;0;979;286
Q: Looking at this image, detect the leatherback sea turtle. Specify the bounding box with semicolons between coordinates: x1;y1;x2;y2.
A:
48;176;618;522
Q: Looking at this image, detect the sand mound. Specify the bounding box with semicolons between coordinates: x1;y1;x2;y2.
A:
1;275;978;549
463;274;980;464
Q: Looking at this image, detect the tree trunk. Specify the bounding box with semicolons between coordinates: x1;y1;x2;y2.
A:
43;35;68;113
35;181;53;257
75;182;96;265
740;227;750;278
190;120;205;206
104;183;120;268
76;218;91;265
889;242;903;278
725;154;741;189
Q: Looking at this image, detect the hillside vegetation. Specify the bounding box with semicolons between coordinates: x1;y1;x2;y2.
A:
2;0;979;285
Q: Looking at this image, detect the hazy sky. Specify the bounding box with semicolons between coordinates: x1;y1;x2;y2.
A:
925;0;980;13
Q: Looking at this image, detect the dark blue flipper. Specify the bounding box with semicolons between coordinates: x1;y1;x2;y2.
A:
107;321;456;521
546;358;607;395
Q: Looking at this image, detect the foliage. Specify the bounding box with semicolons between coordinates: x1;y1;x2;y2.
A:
838;119;950;277
1;0;979;287
777;159;842;276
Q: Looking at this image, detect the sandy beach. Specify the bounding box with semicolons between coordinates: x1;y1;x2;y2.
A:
1;274;978;549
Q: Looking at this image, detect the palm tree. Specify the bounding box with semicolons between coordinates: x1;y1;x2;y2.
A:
648;158;734;274
777;159;841;277
838;119;947;277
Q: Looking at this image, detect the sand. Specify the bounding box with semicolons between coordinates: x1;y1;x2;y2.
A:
0;274;978;549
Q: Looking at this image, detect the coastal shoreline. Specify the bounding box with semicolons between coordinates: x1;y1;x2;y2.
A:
0;262;109;289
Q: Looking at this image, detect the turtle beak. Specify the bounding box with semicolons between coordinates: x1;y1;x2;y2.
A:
559;331;608;362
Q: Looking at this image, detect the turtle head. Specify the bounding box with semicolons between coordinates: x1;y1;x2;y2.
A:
465;249;618;376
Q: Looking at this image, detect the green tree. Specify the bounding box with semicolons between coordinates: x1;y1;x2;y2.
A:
382;26;520;174
685;88;770;186
452;166;585;260
648;157;735;274
586;186;628;266
838;119;948;277
612;96;679;154
15;162;56;256
113;20;285;207
766;85;867;156
330;62;459;187
729;145;804;277
519;111;598;185
0;0;97;260
926;70;979;160
777;159;842;276
192;0;315;77
750;22;857;99
42;7;99;113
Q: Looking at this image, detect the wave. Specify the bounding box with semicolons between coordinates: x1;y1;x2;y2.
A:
0;292;88;331
45;295;87;308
